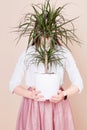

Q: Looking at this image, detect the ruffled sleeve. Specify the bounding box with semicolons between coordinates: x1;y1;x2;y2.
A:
64;47;84;93
9;50;26;94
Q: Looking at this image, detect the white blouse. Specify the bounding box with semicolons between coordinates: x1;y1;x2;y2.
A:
9;45;83;94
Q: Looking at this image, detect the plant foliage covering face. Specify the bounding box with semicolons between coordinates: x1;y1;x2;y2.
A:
16;0;80;49
15;0;81;73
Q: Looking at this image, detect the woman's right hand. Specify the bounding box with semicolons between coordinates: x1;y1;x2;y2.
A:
28;87;45;101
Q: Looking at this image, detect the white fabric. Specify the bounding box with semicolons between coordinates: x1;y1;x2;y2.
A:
9;45;83;94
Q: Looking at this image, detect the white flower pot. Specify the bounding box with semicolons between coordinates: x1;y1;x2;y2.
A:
35;73;60;99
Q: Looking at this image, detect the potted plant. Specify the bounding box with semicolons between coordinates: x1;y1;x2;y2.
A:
15;0;81;99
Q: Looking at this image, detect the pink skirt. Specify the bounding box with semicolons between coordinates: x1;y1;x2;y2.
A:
16;87;75;130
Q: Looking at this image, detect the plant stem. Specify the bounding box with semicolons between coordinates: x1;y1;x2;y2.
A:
45;51;48;73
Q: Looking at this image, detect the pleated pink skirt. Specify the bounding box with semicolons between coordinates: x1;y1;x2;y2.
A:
16;87;75;130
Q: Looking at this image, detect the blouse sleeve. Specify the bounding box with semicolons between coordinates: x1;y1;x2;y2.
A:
64;48;84;93
9;50;26;94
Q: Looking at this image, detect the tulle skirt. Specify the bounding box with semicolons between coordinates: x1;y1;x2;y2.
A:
16;87;75;130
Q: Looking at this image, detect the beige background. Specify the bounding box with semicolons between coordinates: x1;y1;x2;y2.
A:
0;0;87;130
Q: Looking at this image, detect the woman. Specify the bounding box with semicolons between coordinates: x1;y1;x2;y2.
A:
9;36;83;130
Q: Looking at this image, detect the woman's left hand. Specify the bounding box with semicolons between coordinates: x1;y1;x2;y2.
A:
49;90;64;103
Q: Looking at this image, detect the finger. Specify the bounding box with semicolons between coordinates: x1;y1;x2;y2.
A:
57;90;62;94
31;87;36;90
34;96;45;101
51;95;58;98
50;97;57;101
28;87;33;91
37;95;44;98
50;97;62;101
49;99;58;103
34;90;42;95
50;98;62;103
30;92;43;99
29;87;36;91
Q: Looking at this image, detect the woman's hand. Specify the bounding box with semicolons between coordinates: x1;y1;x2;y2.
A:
49;90;64;103
28;87;45;101
13;85;45;101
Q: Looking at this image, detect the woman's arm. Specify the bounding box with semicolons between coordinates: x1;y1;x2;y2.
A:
9;50;44;101
50;84;79;103
62;84;80;98
13;85;44;101
50;48;83;103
